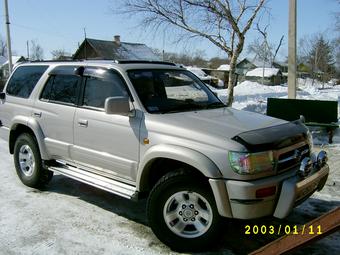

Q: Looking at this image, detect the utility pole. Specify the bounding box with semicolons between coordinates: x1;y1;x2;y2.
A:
4;0;13;73
26;40;30;60
288;0;297;99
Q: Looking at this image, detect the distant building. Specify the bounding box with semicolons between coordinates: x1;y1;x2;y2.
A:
73;35;159;61
236;58;258;75
245;67;283;85
236;57;288;76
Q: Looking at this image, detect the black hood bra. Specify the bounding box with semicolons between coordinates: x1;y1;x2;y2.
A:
232;120;309;152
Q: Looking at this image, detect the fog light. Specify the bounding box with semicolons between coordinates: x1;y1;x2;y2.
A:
317;151;328;168
299;157;312;177
256;186;276;198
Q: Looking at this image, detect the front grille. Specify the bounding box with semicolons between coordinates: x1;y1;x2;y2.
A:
275;143;310;172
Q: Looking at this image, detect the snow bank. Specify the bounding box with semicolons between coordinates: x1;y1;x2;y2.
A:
246;68;280;77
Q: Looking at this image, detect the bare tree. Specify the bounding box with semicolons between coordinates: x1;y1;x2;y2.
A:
30;40;44;61
248;24;284;66
51;49;71;60
121;0;266;106
272;35;284;64
0;35;7;57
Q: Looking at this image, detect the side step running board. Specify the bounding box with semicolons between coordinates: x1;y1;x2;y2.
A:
49;165;136;199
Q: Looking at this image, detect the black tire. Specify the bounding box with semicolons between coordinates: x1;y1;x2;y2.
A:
147;169;221;252
13;133;53;188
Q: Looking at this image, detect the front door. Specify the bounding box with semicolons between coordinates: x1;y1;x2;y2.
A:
72;67;141;182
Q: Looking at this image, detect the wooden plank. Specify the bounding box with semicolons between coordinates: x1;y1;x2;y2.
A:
266;98;338;124
249;207;340;255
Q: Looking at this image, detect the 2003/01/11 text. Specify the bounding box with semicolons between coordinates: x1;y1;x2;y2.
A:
245;225;322;235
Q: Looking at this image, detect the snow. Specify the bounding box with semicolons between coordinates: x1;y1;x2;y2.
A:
246;67;280;77
217;64;230;71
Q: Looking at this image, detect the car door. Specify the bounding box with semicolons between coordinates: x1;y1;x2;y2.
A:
33;66;81;161
71;67;141;182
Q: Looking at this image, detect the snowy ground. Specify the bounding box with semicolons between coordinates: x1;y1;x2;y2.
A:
0;78;339;254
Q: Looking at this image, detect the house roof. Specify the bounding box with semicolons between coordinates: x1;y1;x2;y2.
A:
75;38;159;61
237;57;272;68
246;68;281;77
237;57;287;69
217;64;230;71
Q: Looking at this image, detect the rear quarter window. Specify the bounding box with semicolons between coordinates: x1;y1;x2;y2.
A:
6;65;48;98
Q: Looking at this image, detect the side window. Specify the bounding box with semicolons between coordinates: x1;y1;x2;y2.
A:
83;70;128;108
6;65;48;98
40;75;79;104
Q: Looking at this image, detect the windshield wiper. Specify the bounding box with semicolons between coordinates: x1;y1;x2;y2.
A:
205;102;225;109
160;102;204;114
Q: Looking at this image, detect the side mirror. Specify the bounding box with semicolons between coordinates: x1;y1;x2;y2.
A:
0;92;5;100
104;96;131;116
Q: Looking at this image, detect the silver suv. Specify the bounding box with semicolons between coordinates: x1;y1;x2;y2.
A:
0;60;329;251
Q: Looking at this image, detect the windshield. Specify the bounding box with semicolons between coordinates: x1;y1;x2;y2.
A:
127;69;225;113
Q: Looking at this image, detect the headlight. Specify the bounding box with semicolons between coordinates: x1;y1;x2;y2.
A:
228;151;275;175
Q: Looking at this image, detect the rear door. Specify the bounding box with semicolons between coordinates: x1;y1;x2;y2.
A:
72;67;141;182
33;66;81;161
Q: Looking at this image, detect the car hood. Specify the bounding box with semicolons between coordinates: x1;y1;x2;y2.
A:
145;107;288;148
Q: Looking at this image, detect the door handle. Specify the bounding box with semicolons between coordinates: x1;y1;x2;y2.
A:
33;112;42;118
78;119;88;127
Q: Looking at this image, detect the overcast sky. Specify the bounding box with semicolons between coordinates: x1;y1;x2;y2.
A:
1;0;339;61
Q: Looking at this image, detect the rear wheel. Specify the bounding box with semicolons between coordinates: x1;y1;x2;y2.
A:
147;170;221;252
14;133;53;188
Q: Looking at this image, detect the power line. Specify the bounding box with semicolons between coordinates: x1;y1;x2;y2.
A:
11;23;74;40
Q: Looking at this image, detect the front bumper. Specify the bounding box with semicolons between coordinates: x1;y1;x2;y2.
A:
209;164;329;219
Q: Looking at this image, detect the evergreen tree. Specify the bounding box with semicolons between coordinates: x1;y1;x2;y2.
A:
308;35;335;75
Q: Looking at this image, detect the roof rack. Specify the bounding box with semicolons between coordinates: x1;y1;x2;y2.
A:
114;60;177;66
27;59;80;63
22;59;178;66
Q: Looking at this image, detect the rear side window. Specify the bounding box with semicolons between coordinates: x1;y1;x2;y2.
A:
6;65;48;98
40;75;79;105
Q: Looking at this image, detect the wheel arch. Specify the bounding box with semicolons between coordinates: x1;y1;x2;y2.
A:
9;116;49;159
137;144;222;193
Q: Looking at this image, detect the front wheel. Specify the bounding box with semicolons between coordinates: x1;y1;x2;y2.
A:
147;170;221;252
